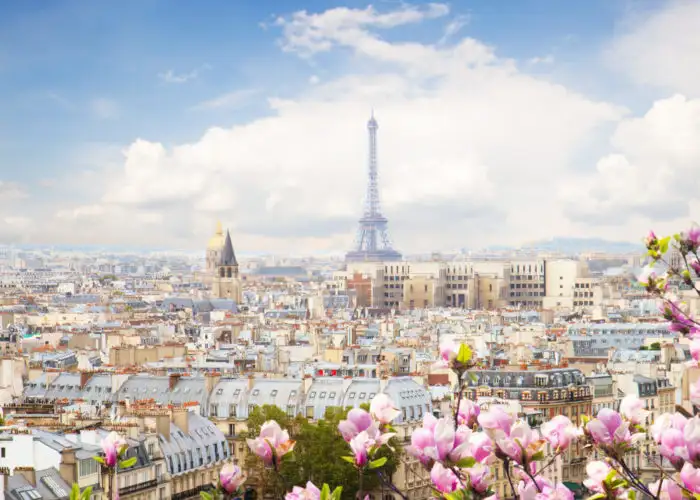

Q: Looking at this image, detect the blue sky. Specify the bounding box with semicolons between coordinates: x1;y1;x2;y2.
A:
0;0;699;253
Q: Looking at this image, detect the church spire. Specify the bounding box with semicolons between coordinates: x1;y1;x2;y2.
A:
220;230;238;266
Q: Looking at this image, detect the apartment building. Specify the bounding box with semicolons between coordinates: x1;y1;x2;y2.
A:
508;260;545;308
462;367;592;487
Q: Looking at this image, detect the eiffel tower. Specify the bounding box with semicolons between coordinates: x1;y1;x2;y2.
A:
345;112;402;262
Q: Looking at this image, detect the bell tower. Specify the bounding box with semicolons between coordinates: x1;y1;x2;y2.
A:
212;230;242;303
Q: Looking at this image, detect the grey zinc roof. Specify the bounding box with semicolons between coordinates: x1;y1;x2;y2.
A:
341;379;380;408
247;379;304;417
117;375;171;404
384;377;433;424
467;369;586;389
304;378;346;420
8;467;72;500
209;378;249;418
160;412;229;476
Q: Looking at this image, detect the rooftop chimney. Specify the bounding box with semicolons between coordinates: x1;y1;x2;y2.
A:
155;413;171;441
172;408;189;435
14;467;36;487
169;373;181;391
79;371;94;390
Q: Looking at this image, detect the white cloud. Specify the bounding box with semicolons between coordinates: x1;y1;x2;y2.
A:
528;55;555;65
439;14;470;45
276;3;450;57
192;89;260;110
561;94;700;226
309;75;320;85
607;1;700;96
0;181;28;200
158;64;210;84
90;98;119;119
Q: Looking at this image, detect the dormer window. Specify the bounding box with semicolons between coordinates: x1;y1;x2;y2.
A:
216;388;224;395
319;392;327;399
252;389;260;396
348;392;356;399
309;391;316;399
359;392;366;399
271;390;278;397
329;392;336;399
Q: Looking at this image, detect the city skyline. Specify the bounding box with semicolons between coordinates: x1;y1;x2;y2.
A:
1;1;699;254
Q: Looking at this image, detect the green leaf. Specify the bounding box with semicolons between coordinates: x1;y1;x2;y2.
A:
530;450;545;461
80;486;93;500
628;489;636;500
331;486;343;500
468;372;477;382
659;236;671;254
586;494;606;500
118;444;129;458
200;492;213;500
604;469;617;484
70;483;80;500
369;457;387;469
321;483;331;500
119;457;137;469
93;456;105;465
341;456;355;464
453;457;476;468
456;344;472;364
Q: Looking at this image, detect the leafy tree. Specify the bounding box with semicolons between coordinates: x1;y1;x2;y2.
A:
242;405;402;500
649;342;662;351
279;407;402;500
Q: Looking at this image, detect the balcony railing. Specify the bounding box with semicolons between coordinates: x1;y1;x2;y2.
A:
119;479;158;496
172;484;214;500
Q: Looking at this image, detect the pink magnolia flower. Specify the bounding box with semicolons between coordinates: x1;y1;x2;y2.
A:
645;230;657;249
478;406;514;437
285;482;321;500
540;415;580;452
663;301;698;336
583;461;611;493
406;415;492;467
338;408;373;442
349;431;371;467
619;395;649;425
220;464;245;494
658;428;686;468
468;431;494;464
101;431;127;468
649;478;682;500
519;477;572;500
682;225;700;252
246;420;295;468
467;463;491;494
681;463;700;494
684;416;700;463
494;420;543;465
430;463;459;494
457;399;480;428
435;342;458;369
691;379;700;407
586;409;640;449
651;412;687;443
691;260;700;277
370;394;400;424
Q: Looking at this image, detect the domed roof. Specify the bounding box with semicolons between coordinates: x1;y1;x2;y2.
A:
207;221;225;250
